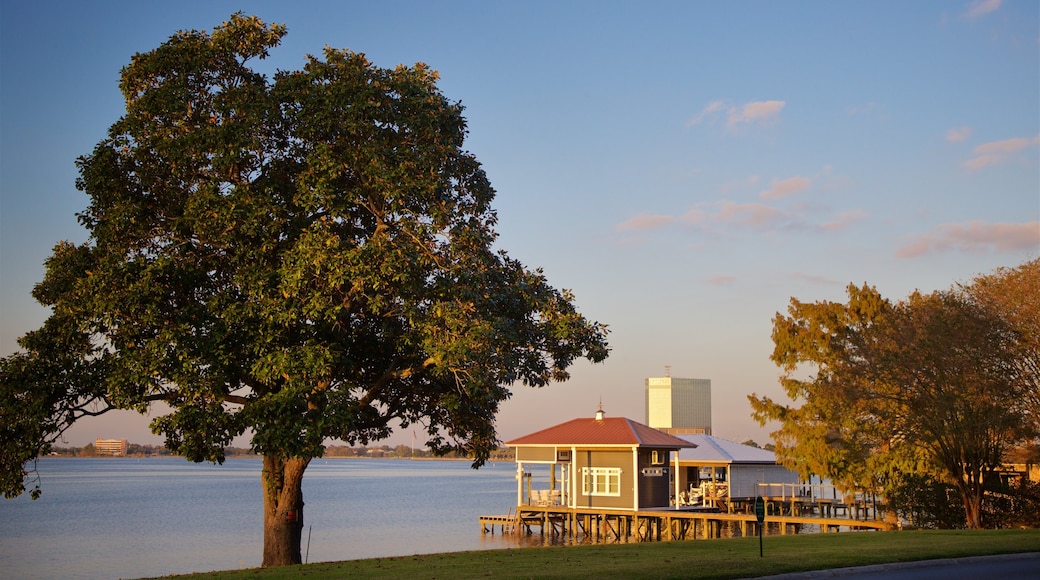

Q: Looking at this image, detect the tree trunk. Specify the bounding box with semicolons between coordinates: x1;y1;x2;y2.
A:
954;471;984;529
961;490;982;529
261;454;310;567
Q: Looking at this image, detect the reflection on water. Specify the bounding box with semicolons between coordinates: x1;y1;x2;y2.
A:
478;517;832;551
0;457;519;579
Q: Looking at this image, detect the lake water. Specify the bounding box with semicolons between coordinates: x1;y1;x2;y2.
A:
0;457;528;579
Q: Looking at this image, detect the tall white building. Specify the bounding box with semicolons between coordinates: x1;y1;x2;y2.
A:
645;375;711;435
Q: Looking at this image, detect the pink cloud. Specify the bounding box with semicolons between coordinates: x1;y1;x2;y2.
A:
896;221;1040;258
708;275;737;286
715;201;788;228
680;206;709;225
964;0;1002;19
974;136;1036;155
760;176;811;200
963;154;1003;171
946;126;972;143
728;100;786;127
687;99;786;129
616;200;867;239
685;100;726;127
964;135;1040;170
616;213;675;232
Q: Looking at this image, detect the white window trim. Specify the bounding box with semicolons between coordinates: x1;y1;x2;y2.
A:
582;467;622;497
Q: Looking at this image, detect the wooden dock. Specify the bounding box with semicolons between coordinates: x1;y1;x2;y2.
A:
480;505;892;543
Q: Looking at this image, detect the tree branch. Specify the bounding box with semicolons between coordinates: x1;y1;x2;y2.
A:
358;357;436;409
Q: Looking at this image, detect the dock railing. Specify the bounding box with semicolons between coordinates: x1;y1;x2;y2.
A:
756;482;842;502
755;483;880;520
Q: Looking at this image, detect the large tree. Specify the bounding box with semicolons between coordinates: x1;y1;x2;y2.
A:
748;284;917;497
867;287;1035;528
964;259;1040;426
750;261;1039;529
0;14;608;566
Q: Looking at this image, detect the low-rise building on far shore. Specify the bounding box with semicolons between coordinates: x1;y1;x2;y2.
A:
94;438;128;456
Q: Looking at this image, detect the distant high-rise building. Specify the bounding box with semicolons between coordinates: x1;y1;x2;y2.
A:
645;374;711;435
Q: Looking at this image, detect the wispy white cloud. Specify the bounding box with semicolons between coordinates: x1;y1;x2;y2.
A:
963;135;1040;170
896;221;1040;258
728;100;786;127
963;0;1002;19
760;176;811;200
686;99;786;129
946;126;973;143
685;100;726;127
616;200;856;237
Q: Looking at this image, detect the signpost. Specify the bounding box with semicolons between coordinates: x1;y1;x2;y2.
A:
754;496;765;558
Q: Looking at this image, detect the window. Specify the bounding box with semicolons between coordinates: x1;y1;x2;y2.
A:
582;467;622;496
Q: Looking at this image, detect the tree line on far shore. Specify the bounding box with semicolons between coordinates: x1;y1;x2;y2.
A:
51;442;517;460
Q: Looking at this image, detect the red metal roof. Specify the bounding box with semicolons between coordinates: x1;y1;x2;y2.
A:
505;416;697;448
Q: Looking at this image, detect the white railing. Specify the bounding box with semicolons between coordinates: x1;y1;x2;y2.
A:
755;482;881;520
756;482;846;502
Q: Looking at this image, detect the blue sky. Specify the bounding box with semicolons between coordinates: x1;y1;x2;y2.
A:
2;1;1038;448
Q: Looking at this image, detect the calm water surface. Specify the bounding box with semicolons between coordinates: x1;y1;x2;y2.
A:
0;457;525;579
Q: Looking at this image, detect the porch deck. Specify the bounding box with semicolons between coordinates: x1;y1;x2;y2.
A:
480;505;892;543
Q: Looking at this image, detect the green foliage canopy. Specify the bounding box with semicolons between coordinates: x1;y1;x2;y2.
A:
1;14;609;501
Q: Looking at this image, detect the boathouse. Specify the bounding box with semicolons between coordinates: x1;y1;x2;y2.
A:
673;434;798;510
505;408;696;511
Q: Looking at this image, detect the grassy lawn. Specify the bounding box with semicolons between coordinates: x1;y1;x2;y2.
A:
170;529;1039;579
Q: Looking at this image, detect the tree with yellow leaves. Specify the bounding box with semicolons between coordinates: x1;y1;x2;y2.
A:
750;259;1039;529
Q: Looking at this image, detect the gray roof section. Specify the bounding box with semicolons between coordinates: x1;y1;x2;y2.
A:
675;434;778;464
